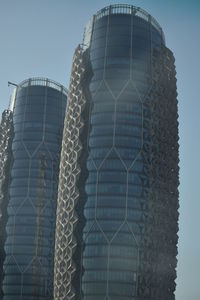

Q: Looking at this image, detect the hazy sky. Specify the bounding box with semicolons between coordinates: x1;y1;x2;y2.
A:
0;1;200;299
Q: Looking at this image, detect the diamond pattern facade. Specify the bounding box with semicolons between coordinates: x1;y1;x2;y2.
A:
54;5;179;300
2;78;67;300
0;110;13;299
54;46;92;300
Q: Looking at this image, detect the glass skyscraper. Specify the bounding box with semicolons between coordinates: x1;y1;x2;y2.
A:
54;4;179;300
1;78;67;299
0;109;13;300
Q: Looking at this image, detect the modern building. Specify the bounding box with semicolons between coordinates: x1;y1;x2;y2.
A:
1;78;67;299
54;4;179;300
0;109;13;300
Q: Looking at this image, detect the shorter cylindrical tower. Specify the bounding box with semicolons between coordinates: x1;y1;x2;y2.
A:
2;78;67;300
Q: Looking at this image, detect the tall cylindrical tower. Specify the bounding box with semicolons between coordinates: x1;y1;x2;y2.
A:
2;78;67;299
54;4;179;300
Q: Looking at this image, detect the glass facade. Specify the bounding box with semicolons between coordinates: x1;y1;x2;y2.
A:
2;78;67;299
82;9;160;300
54;4;179;300
0;109;13;299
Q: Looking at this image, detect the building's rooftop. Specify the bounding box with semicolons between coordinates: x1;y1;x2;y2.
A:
83;4;165;48
18;77;68;96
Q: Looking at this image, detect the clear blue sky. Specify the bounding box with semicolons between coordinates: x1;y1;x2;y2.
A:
0;1;199;299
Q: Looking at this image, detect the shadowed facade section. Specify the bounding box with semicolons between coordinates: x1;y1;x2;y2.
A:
0;110;14;299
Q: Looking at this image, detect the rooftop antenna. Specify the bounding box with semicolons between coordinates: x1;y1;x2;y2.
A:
8;82;18;111
8;81;18;87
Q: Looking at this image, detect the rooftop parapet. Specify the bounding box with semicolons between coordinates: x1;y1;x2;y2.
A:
83;4;165;49
17;77;68;96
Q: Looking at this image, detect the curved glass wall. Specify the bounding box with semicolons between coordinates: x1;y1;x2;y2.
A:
52;4;178;300
80;5;178;300
0;109;13;299
2;78;67;300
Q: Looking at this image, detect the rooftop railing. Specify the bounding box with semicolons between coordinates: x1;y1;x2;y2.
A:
18;77;68;96
94;4;165;44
